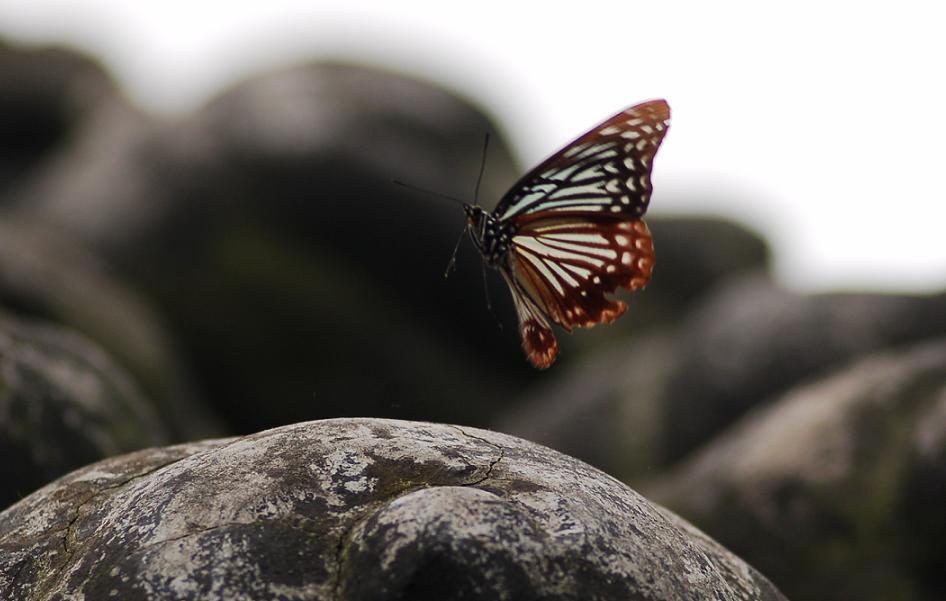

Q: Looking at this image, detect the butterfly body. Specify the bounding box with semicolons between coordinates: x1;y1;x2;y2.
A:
462;99;670;369
464;205;516;267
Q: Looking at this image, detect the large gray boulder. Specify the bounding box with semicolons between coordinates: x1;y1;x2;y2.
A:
0;418;785;600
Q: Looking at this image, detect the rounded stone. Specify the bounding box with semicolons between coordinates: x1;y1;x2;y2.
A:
0;418;784;600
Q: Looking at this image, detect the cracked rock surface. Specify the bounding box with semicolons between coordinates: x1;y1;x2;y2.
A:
0;418;785;600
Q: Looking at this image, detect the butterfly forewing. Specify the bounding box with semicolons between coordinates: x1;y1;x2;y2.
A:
494;99;670;223
494;100;668;368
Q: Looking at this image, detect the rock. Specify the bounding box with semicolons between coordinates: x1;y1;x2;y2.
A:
647;340;946;601
0;215;222;440
646;217;770;306
0;43;117;198
661;274;946;461
0;418;785;600
615;216;770;331
496;332;678;481
0;313;171;509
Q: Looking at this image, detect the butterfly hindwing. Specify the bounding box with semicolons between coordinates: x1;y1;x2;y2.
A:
501;270;559;369
507;217;655;333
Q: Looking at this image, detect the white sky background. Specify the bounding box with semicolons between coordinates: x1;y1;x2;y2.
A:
1;1;945;292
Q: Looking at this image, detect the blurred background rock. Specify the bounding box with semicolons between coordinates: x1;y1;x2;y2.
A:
0;311;170;508
0;26;945;601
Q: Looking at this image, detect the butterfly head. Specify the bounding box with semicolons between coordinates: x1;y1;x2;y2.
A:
463;203;486;228
463;204;515;267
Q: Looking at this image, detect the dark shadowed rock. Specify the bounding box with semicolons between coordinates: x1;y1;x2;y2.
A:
646;217;770;305
560;216;771;356
0;418;785;600
647;340;946;601
495;332;677;482
24;61;536;432
612;216;770;332
0;215;222;440
0;313;170;509
0;43;118;198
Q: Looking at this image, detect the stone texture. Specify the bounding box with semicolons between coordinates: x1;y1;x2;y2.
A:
0;418;785;600
647;340;946;601
0;313;171;509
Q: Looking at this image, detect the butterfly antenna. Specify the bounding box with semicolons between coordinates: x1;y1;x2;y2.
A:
472;133;490;206
443;225;466;278
481;261;504;332
392;180;465;207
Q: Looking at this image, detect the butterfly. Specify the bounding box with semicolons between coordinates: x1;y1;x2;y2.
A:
463;99;670;369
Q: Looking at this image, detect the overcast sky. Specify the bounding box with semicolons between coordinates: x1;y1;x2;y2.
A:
2;1;944;292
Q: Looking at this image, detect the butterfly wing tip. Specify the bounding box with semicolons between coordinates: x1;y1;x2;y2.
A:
522;319;560;369
637;99;671;120
612;301;629;321
528;346;559;370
